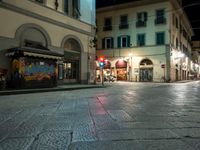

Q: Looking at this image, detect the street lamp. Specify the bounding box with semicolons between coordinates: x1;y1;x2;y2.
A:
129;53;133;81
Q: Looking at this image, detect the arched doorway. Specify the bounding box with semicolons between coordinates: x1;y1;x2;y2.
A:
115;59;127;81
63;38;81;83
139;59;153;82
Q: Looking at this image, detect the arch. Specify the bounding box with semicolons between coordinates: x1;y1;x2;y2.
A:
15;23;51;47
61;35;83;83
139;58;153;66
104;60;111;69
115;59;127;68
61;35;83;52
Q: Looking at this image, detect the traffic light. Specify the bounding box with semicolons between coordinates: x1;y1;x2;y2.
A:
99;56;105;68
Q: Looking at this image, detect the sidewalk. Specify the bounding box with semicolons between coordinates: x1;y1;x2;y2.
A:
0;84;104;96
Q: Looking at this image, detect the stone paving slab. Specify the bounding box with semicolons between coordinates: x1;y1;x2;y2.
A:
72;122;97;142
183;139;200;150
8;115;48;138
119;121;173;129
68;139;195;150
108;110;134;122
170;128;200;138
98;129;179;141
27;131;71;150
93;114;120;131
169;121;200;128
0;137;34;150
0;110;37;141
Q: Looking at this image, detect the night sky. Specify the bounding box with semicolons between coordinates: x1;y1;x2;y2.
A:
96;0;200;40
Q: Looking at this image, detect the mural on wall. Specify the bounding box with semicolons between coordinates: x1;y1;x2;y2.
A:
24;59;56;81
11;58;56;81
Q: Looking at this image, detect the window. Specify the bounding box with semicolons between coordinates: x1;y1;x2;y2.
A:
64;0;69;14
102;37;114;49
136;12;147;27
155;9;166;24
64;0;80;18
103;17;112;31
72;0;80;19
117;35;130;48
119;15;129;29
176;38;179;49
156;32;165;45
137;34;145;46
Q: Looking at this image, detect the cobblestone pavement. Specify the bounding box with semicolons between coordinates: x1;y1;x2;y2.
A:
0;81;200;150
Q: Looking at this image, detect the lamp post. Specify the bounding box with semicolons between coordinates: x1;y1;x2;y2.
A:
129;53;133;82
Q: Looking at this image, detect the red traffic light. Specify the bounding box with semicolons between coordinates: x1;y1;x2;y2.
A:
99;57;104;62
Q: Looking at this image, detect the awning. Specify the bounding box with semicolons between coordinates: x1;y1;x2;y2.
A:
23;52;62;60
5;47;63;60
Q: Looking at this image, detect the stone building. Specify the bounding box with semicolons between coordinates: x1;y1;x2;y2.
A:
96;0;193;82
0;0;96;88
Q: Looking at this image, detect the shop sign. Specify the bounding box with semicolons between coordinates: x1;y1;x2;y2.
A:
161;64;165;68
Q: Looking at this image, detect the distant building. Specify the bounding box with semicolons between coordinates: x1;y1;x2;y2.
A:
191;40;200;79
96;0;193;82
0;0;96;89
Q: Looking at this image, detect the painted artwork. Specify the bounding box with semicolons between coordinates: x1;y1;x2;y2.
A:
11;57;57;82
24;60;55;81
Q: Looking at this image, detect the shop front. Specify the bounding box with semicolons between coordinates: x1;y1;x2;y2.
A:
115;59;127;81
60;51;80;83
5;47;63;89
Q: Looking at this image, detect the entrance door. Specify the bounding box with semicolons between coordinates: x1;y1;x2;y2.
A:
116;68;127;81
175;69;178;81
139;59;153;82
63;60;79;83
139;68;153;82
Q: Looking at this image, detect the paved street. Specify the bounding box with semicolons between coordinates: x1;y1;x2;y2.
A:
0;81;200;150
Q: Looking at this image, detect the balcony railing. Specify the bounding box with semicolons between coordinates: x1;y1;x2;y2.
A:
155;17;166;25
136;21;146;27
103;25;112;31
119;24;129;29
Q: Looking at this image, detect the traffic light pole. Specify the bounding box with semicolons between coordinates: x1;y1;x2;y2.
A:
101;68;104;86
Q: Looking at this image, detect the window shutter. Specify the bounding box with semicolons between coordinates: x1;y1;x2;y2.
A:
117;36;121;48
102;38;105;49
64;0;69;14
111;37;114;48
127;36;131;47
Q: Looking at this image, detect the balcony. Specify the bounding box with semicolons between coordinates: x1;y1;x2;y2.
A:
103;25;112;31
119;24;129;29
136;21;146;28
155;17;166;25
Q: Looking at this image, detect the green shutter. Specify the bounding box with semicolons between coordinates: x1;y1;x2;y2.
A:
127;35;130;47
117;36;121;48
102;38;105;49
64;0;69;14
143;34;145;45
111;37;114;48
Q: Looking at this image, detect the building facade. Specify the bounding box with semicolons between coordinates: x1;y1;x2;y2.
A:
96;0;193;82
0;0;96;89
191;40;200;79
